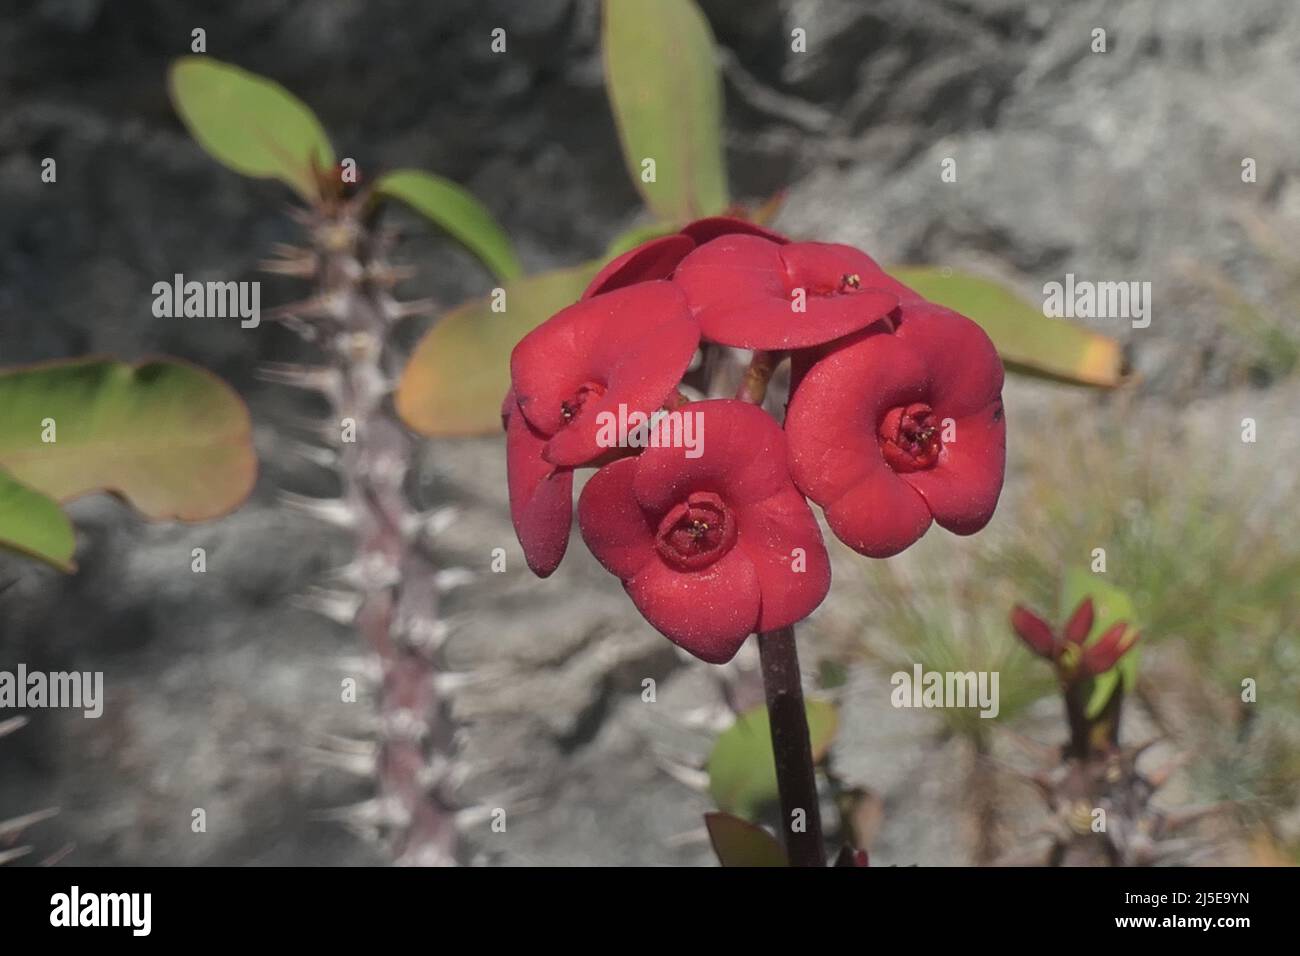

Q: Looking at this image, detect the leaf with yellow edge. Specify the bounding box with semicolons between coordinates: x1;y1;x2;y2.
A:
602;0;728;221
0;358;256;521
168;55;335;203
888;267;1125;387
396;261;602;437
0;470;76;571
374;169;522;283
704;812;788;867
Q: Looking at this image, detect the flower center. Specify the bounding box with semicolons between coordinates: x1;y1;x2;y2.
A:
560;381;606;424
654;492;737;571
878;403;942;471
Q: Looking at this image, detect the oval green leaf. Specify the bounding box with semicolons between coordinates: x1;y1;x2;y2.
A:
602;0;728;221
707;699;838;821
0;470;76;571
168;55;334;202
396;261;602;437
0;358;256;521
704;812;788;867
887;267;1125;387
1059;568;1141;717
374;169;523;283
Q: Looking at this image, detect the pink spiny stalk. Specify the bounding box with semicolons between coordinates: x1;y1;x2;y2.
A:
261;186;458;865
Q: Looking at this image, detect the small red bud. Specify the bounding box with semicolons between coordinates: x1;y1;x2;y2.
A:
1011;605;1057;659
1081;622;1139;676
1063;597;1095;646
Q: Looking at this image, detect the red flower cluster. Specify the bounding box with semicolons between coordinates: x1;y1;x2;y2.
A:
504;217;1006;663
1011;598;1141;679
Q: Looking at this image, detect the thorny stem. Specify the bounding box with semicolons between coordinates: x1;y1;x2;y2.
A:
303;195;456;865
757;625;826;867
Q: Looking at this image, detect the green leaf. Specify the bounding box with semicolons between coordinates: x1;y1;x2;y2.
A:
707;699;838;820
0;358;256;521
396;261;602;437
602;0;728;221
374;169;523;282
0;470;75;571
168;55;334;202
887;267;1125;387
1058;568;1141;718
704;812;788;867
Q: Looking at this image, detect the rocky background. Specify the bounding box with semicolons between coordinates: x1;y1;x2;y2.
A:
1;0;1297;865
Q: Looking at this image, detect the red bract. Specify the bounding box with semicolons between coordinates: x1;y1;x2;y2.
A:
505;281;698;577
510;280;699;468
582;216;789;300
672;235;903;349
577;400;830;664
502;388;573;577
785;302;1006;558
1011;598;1141;677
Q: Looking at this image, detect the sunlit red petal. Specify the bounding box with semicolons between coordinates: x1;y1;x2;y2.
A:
679;216;789;246
509;281;699;466
673;235;896;349
893;304;1004;419
627;548;761;663
582;234;696;299
631;401;790;512
576;457;657;580
899;398;1005;535
505;391;573;577
738;487;831;631
785;329;928;505
825;468;933;558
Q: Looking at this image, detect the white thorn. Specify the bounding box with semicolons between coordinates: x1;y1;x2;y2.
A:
396;616;449;654
336;656;382;682
434;568;475;592
307;747;374;778
256;362;342;397
314;733;378;757
287;439;339;469
292;587;362;626
654;756;711;792
259;255;318;278
314;796;407;831
0;807;59;839
382;709;429;743
279;491;356;530
433;667;508;696
453;805;496;829
676;704;739;734
0;846;33;865
404;506;459;541
383;296;436;322
663;825;711;849
329;553;401;592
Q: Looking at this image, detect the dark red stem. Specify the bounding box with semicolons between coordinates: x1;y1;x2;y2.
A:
757;625;826;867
